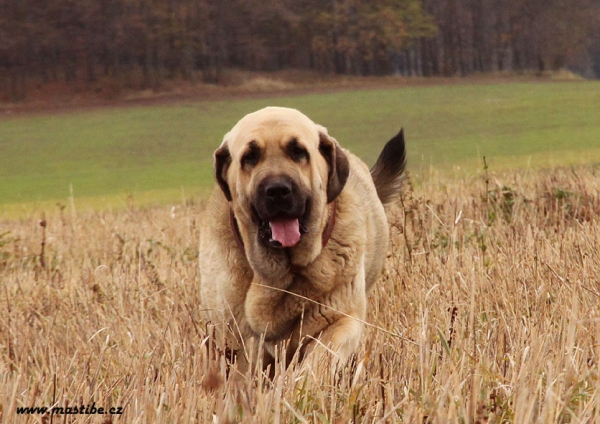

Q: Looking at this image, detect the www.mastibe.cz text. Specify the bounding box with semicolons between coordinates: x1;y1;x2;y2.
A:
16;403;124;416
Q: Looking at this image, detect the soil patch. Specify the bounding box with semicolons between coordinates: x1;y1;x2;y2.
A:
0;69;564;119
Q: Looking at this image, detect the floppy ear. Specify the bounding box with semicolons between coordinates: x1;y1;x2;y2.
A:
318;129;350;203
214;141;232;202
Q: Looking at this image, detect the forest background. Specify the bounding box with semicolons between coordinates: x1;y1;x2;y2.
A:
2;0;600;103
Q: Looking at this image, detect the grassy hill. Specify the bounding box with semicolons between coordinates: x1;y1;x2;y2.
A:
1;80;599;217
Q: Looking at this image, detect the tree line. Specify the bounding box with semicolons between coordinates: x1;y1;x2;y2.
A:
1;0;599;101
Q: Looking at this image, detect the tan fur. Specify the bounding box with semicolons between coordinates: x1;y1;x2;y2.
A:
199;107;391;370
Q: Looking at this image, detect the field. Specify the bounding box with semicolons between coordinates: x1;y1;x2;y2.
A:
1;80;600;217
1;80;600;422
1;163;599;422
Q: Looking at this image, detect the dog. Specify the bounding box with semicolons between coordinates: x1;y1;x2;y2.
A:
199;107;406;371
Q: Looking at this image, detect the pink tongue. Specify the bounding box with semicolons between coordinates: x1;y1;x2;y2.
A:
269;218;301;247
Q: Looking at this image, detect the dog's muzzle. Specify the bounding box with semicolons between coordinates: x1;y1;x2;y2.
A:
253;175;309;248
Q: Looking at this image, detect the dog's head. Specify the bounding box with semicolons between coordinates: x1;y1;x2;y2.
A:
214;107;349;252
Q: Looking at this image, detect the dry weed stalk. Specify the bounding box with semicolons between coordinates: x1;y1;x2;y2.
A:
0;166;599;423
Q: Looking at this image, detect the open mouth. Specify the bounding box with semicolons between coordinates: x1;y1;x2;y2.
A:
254;207;309;249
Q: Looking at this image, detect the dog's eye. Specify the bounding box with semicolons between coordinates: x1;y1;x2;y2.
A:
241;149;260;168
287;141;309;163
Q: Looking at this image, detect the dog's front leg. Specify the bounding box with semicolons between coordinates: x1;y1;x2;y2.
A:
300;255;368;370
245;273;317;342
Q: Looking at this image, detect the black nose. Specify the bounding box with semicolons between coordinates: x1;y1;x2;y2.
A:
265;180;292;200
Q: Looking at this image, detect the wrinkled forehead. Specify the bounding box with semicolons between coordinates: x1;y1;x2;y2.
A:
224;107;319;152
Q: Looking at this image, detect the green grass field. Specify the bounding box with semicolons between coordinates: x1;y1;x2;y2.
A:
2;80;599;215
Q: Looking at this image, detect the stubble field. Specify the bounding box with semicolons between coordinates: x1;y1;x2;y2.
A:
1;162;599;422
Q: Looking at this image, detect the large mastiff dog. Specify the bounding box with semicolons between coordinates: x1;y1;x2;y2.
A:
199;107;406;370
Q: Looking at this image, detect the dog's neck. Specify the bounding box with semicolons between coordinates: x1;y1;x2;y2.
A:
229;202;337;256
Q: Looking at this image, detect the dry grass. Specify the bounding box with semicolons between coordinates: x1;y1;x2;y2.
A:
1;165;599;423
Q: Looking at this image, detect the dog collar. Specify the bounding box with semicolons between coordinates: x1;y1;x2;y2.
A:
229;207;246;253
229;202;337;255
321;201;337;248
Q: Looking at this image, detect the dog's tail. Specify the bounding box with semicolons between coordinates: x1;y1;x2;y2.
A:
370;128;407;206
